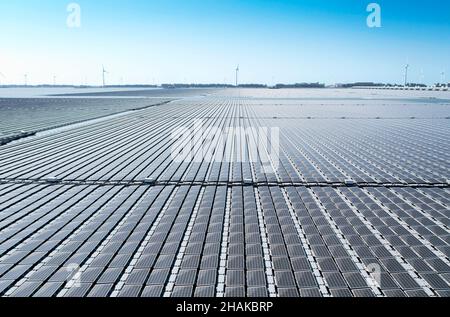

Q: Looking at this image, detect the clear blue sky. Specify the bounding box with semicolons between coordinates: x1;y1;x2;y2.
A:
1;0;449;85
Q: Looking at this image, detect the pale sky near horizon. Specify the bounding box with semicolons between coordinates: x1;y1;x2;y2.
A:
1;0;449;86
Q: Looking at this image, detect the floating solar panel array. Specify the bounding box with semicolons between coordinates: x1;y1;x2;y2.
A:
0;89;449;297
0;98;173;145
51;88;221;98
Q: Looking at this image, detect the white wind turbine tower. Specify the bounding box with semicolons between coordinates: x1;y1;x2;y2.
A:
102;65;108;87
235;65;239;87
441;71;446;85
404;64;409;87
24;74;28;86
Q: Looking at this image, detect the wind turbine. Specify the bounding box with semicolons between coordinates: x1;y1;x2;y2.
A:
235;65;239;87
24;74;28;86
404;64;409;87
102;65;108;87
441;71;446;85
